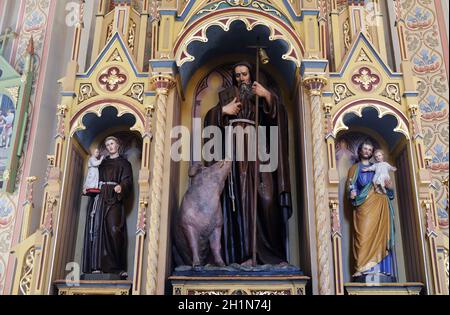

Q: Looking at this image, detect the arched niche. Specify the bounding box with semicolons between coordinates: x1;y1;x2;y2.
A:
175;17;301;91
50;106;143;287
176;37;306;275
335;107;427;285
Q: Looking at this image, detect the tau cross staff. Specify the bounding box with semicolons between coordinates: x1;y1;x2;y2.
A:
0;27;18;56
248;43;270;267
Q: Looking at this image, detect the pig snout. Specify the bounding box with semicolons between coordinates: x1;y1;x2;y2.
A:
208;160;232;181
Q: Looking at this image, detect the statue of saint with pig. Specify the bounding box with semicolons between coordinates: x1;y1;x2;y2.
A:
174;62;292;268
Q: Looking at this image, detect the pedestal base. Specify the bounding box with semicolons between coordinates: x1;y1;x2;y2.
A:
54;280;132;295
170;275;309;295
344;282;424;295
353;274;396;283
80;273;123;281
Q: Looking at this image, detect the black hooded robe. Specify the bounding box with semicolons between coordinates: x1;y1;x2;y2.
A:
82;155;133;274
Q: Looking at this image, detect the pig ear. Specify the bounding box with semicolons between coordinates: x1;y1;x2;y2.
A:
188;162;203;177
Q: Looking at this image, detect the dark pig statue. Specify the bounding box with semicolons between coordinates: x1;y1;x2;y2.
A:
174;160;232;267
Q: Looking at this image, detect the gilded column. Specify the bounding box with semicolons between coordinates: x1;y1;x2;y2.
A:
303;75;332;295
132;102;154;295
145;74;176;295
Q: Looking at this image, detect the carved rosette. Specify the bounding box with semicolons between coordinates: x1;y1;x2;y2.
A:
146;73;176;295
303;75;332;295
351;67;381;92
98;66;128;92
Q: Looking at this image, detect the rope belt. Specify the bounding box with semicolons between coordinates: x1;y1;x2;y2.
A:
226;119;256;212
89;181;119;241
99;181;119;187
229;118;255;125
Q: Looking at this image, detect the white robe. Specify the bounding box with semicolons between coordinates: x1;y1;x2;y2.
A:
83;156;103;190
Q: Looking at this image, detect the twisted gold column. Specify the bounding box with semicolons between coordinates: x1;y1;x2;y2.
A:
303;75;332;295
145;74;176;295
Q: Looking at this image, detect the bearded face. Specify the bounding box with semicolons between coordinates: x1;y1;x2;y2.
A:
239;82;253;100
359;144;374;161
234;65;254;100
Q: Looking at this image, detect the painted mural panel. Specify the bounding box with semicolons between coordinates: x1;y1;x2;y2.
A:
0;0;53;294
401;0;449;231
0;95;16;188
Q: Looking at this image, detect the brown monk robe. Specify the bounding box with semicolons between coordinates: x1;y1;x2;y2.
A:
82;155;133;275
204;62;292;265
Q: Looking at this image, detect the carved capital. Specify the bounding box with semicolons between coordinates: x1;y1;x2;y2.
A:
408;104;419;117
303;75;328;96
424;156;432;169
149;74;176;95
323;103;333;116
56;104;68;117
145;104;155;116
47;155;56;167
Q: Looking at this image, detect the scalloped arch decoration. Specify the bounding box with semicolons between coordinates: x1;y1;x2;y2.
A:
332;100;410;140
69;103;145;137
174;9;305;68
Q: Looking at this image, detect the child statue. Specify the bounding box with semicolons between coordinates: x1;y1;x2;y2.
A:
83;148;104;195
362;149;397;194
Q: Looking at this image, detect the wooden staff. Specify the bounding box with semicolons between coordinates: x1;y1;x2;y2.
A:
251;47;269;267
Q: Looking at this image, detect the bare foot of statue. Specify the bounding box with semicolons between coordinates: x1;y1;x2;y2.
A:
277;261;289;267
214;257;226;267
92;270;102;274
240;259;254;267
192;259;201;268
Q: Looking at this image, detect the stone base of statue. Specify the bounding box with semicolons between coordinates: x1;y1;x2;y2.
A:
80;273;124;281
344;282;424;295
170;264;309;295
353;274;396;283
54;280;132;295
